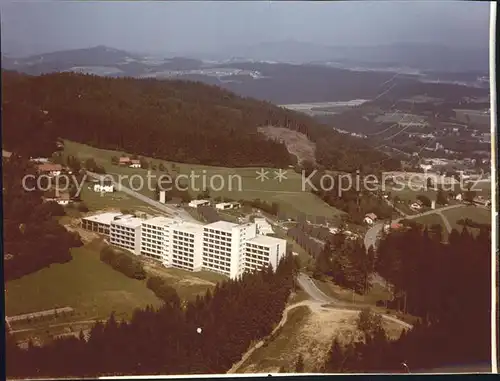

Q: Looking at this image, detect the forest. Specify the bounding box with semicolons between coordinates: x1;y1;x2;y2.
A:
308;170;394;224
321;224;491;372
2;156;83;281
6;255;298;377
2;70;399;173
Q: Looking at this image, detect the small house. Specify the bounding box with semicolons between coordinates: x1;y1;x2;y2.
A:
119;157;131;166
43;191;71;206
129;159;141;168
93;180;114;193
363;213;378;225
37;163;63;177
410;201;422;210
188;199;211;208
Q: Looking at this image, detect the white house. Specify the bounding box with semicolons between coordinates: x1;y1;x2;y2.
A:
363;213;378;225
188;199;211;208
215;202;241;210
129;159;141;168
93;181;114;193
410;201;423;210
254;217;274;235
455;193;463;201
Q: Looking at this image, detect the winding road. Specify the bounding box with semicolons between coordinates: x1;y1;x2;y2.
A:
228;272;412;374
363;203;468;252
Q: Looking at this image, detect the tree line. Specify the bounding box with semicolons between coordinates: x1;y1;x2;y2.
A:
3;156;83;281
6;255;298;377
3;70;400;173
100;246;147;280
308;170;394;224
320;224;491;372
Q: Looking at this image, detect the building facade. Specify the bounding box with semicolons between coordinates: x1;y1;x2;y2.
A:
109;215;143;254
83;212;288;278
81;212;123;235
171;222;204;272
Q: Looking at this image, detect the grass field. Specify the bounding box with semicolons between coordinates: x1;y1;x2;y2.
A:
78;184;163;214
5;240;162;321
411;213;449;240
313;278;392;306
238;306;312;373
63;140;344;219
5;240;226;324
441;206;492;236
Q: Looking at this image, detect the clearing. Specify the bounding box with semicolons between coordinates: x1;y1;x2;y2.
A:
441;205;491;236
236;300;406;373
257;126;316;165
63;140;343;219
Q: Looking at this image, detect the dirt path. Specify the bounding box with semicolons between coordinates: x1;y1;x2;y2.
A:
227;300;314;374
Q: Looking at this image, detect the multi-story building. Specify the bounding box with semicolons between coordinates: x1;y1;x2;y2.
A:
84;211;288;278
109;215;143;254
140;216;180;265
170;221;204;272
244;235;287;273
81;212;123;235
201;221;258;278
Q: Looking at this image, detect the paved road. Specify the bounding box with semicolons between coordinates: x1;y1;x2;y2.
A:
227;273;413;374
363;203;467;252
87;171;197;222
297;273;341;304
297;273;412;329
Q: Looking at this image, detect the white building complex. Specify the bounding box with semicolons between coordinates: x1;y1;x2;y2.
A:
109;215;143;254
82;212;287;279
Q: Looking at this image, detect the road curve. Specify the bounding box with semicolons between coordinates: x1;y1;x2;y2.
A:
297;273;412;330
363;203;467;251
228;273;413;374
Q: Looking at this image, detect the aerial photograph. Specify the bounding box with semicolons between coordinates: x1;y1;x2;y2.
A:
1;0;495;376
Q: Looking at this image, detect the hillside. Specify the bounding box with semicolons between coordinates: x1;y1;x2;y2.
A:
2;70;400;172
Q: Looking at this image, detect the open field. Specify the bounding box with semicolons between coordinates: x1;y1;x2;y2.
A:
5;239;162;321
238;301;405;373
257;126;316;165
78;184;164;214
313;278;392;306
6;240;227;320
63;140;344;219
5;238;225;343
454;109;490;126
441;205;492;235
412;212;446;229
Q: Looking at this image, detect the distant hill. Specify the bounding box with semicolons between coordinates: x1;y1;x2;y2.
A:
2;70;400;172
203;41;489;73
1;44;488;105
1;46;205;77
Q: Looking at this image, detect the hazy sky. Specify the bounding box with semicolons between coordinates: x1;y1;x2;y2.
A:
0;1;490;57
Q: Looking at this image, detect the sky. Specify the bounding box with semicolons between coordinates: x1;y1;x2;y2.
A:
0;1;491;57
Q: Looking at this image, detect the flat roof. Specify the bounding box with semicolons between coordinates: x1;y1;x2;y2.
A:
190;199;210;204
247;235;285;247
111;216;144;228
82;212;123;225
204;220;238;232
143;216;180;227
173;221;204;233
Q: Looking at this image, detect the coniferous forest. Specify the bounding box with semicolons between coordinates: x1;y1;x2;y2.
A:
321;225;492;372
6;257;297;377
2;70;400;172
